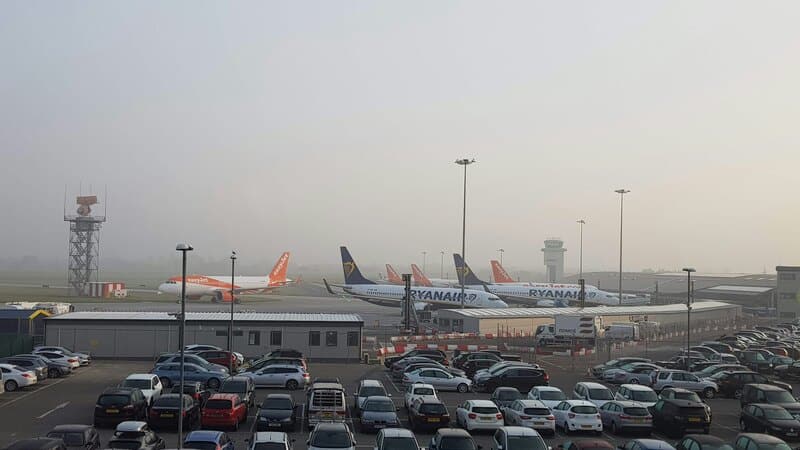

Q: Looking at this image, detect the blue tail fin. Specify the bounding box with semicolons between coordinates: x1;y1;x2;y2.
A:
453;254;487;285
340;246;375;285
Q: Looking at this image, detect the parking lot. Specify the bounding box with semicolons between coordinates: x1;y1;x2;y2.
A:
1;342;799;450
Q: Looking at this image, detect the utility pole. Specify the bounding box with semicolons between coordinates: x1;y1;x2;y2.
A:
614;189;630;305
455;158;476;308
176;244;193;449
228;251;236;374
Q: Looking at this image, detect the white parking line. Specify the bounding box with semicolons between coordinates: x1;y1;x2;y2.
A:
36;401;69;419
384;373;401;393
0;372;82;410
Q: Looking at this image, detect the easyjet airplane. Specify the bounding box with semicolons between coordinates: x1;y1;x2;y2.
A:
385;264;404;285
157;252;297;303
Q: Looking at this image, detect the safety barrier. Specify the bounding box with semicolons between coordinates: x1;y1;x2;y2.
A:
376;342;500;356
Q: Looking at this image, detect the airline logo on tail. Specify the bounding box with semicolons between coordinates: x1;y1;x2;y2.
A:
453;254;487;285
343;261;356;277
268;252;290;284
340;246;375;285
386;264;403;284
410;264;433;287
491;260;515;283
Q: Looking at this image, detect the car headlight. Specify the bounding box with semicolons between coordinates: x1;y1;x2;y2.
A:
258;417;267;421
771;426;782;431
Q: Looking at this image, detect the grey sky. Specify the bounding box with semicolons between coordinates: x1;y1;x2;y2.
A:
2;1;799;276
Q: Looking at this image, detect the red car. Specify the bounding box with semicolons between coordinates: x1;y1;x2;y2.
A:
193;350;238;369
201;394;247;431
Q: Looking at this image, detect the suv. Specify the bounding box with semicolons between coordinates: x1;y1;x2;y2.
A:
354;379;390;412
248;364;309;390
219;376;256;409
713;371;792;399
409;398;450;431
94;388;149;427
651;370;718;398
170;381;211;407
481;367;548;393
107;421;165;450
741;384;800;417
736;351;773;373
649;398;711;437
306;382;347;429
256;394;297;432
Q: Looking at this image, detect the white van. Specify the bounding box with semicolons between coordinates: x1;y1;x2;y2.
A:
605;323;640;341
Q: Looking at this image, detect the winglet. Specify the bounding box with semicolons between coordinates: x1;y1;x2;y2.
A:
490;260;515;283
386;264;404;284
322;278;336;295
453;253;487;285
340;246;375;285
411;264;433;287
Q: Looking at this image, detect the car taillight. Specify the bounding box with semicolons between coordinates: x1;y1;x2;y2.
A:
543;373;550;382
547;415;555;420
468;413;477;419
68;359;78;363
22;373;32;379
496;413;503;420
568;413;576;418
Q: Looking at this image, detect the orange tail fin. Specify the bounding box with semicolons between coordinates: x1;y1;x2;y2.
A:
411;264;433;287
491;260;515;283
386;264;403;284
268;252;290;282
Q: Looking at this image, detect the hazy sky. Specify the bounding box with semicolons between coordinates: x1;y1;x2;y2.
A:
2;1;799;276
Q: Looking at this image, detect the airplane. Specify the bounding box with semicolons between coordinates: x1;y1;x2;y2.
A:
454;253;636;307
157;252;297;303
322;247;508;310
490;260;534;285
385;264;404;285
409;264;461;287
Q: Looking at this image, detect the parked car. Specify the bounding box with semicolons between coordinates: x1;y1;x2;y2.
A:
463;359;500;379
479;367;549;393
245;357;307;373
736;351;774;373
551;400;603;434
192;350;238;370
0;363;37;392
502;399;555;435
106;421;165;450
248;432;292;450
607;363;662;385
557;440;614;450
5;438;67;450
741;384;800;417
121;374;163;406
170;381;211;407
264;348;304;359
201;393;247;431
404;383;437;409
598;400;653;435
739;403;800;439
183;430;235;450
658;388;712;419
33;346;91;365
491;426;547;450
32;351;80;369
154;354;228;374
148;394;201;430
0;356;48;381
428;428;477;450
701;342;734;354
708;354;740;364
408;398;450;431
151;362;226;390
94;388;149;427
473;362;534;384
402;368;471;393
692;364;747;378
402;362;466;379
712;371;792;399
452;352;501;369
385;349;447;368
528;386;567;409
773;361;800;380
491;387;523;409
592;358;651;378
650;370;718;398
247;364;309;390
306;381;347;429
375;428;420;450
306;422;356;450
45;425;100;450
219;376;256;409
391;357;444;379
648;398;710;437
572;382;614;408
455;399;504;431
619;439;675;450
675;435;733;450
14;354;72;379
733;433;792;450
257;394;298;432
615;385;659;407
358;395;400;433
354;379;390;412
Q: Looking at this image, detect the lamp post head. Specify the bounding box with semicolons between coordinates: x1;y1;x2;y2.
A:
577;219;586;224
682;267;696;273
497;248;504;252
176;244;193;252
231;251;237;261
455;158;476;166
614;189;630;195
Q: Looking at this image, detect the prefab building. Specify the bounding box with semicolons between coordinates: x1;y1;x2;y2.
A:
44;311;364;362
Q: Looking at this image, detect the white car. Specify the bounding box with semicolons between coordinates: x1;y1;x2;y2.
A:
0;364;37;392
249;432;291;450
455;399;504;431
34;346;90;365
551;400;602;434
121;374;163;405
614;384;659;408
404;383;438;409
492;426;547;450
572;382;614;408
528;386;568;410
33;351;80;369
374;428;420;450
502;399;555;435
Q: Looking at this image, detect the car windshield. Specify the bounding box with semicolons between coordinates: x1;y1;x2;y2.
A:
383;438;418;450
506;436;547;450
755;444;792;450
46;432;84;446
765;408;795;420
220;381;247;392
109;441;143;450
98;395;130;406
539;391;566;401
420;403;448;414
254;443;287;450
121;380;151;390
572;405;598;414
310;429;351;448
472;406;499;414
622;407;650;416
439;437;476;450
605;359;619;367
766;391;796;403
413;387;435;396
674;392;702;402
588;389;613;400
184;442;219;450
263;397;293;410
364;400;395;412
205;399;232;410
498;391;522;400
631;391;658;402
360;387;386;397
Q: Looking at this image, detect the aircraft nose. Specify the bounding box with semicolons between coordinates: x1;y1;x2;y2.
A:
496;299;509;308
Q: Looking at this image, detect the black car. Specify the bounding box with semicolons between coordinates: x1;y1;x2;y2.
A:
0;356;48;381
219;376;256;409
46;425;100;450
659;388;712;419
741;384;800;417
675;434;733;450
490;387;523;408
14;354;71;378
740;404;800;440
6;438;67;450
452;352;502;369
107;422;166;450
93;387;149;427
170;382;211;408
148;393;201;430
385;349;448;368
649;398;710;437
462;359;497;378
712;371;792;399
256;394;298;431
409;398;451;431
734;433;793;450
735;351;773;373
774;361;800;380
479;366;549;392
592;358;650;378
265;348;305;359
428;428;477;450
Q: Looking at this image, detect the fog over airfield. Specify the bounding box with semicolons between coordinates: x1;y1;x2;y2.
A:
1;2;799;276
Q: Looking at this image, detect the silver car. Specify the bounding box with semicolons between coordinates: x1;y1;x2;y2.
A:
607;364;662;385
245;364;308;389
402;368;471;393
651;370;718;398
598;400;653;434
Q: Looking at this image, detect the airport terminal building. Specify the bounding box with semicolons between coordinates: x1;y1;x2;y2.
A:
44;312;364;361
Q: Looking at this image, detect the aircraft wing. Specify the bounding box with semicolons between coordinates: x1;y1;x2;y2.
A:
492;293;544;307
322;279;403;304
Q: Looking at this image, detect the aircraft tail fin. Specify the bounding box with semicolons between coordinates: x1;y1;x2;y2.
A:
268;252;290;282
410;264;433;287
340;246;375;285
491;260;515;283
453;253;487;285
386;264;403;284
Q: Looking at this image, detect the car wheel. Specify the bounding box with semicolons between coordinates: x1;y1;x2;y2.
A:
629;378;639;384
160;377;172;388
48;368;60;378
286;379;299;391
703;387;715;399
456;383;468;393
611;421;619;434
233;418;239;431
734;389;743;399
5;380;18;392
207;378;220;390
740;420;747;432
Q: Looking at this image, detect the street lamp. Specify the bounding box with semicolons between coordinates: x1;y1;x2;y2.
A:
455;158;476;308
228;251;237;374
682;267;695;363
175;243;193;449
422;251;427;274
497;248;504;266
577;220;586;281
440;251;444;279
614;189;630;305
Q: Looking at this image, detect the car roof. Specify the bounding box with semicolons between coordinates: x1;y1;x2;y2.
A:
410;383;435;390
313;422;349;432
494;387;521;392
208;393;239;401
125;374;155;380
418;397;444;404
564;400;595;407
534;386;562;391
364;395;393;402
115;421;148;433
572;439;614;449
7;438;66;450
252;432;288;443
468;399;498;407
184;431;224;442
360;379;385;387
310;382;344;390
614;400;647;408
632;439;676;450
435;428;471;437
379;428;415;438
501;426;539;436
49;425;92;432
577;382;609;389
738;433;788;444
266;393;293;400
516;399;546;407
621;384;655;391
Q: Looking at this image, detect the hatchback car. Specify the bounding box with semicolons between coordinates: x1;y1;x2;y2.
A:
455;399;504;431
492;426;547;450
355;379;390;412
247;364;309;390
551;400;602;434
734;433;792;450
740;403;800;440
184;430;235;450
491;387;523;408
219;376;256;409
359;395;400;433
573;382;614;408
0;363;37;392
94;387;148;427
502;399;555;435
408;397;450;431
675;435;733;450
403;368;471;393
598;400;653;435
45;425;100;450
528;386;567;409
404;383;437;409
257;394;297;432
202;393;247;431
248;431;293;450
616;385;659;408
148;393;200;430
121;374;163;406
428;428;477;450
648;398;710;437
151;363;227;390
374;428;420;450
741;384;800;418
306;422;356;450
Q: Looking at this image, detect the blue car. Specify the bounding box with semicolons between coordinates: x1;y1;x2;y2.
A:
184;430;235;450
152;363;227;390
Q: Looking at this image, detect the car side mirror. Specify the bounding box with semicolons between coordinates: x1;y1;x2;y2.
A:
291;439;296;443
388;393;392;397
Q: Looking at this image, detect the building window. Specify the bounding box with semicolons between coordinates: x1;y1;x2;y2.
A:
248;331;260;345
347;331;359;347
439;318;450;326
270;331;282;346
233;330;243;337
216;330;227;337
780;273;797;281
309;331;320;346
326;331;338;347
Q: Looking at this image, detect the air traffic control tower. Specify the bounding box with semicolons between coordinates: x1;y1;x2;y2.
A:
541;238;566;282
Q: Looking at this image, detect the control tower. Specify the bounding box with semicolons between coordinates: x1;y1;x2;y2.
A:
541;238;566;282
64;194;106;296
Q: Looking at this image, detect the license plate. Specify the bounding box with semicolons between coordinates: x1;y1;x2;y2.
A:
105;409;118;414
581;425;592;429
634;418;645;423
688;417;701;422
481;417;494;421
268;423;281;428
321;413;333;418
788;433;797;437
428;418;440;422
534;422;545;426
161;413;174;418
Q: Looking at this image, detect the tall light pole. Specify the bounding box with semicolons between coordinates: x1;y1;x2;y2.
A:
455;158;476;308
683;267;695;363
422;251;427;274
228;251;237;374
577;220;586;281
440;251;444;279
614;189;630;305
497;248;504;265
176;243;193;449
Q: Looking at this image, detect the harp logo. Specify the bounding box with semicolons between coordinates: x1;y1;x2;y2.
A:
343;261;356;277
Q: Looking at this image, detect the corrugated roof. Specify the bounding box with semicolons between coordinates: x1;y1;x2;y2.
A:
46;311;363;323
439;300;739;319
0;309;51;320
702;285;774;294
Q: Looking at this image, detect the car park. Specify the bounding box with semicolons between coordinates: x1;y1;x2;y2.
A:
650;370;718;398
408;397;451;431
618;439;675;450
355;379;390;411
598;400;653;435
170;381;211;408
306;422;356;450
248;431;293;450
528;386;568;409
733;433;792;450
201;393;247;431
404;383;437;409
0;363;38;391
675;434;733;450
106;421;165;450
428;428;477;450
403;368;471;393
739;404;800;439
358;395;400;433
148;393;200;430
741;384;800;417
455;399;504;431
615;385;659;407
551;400;603;434
572;382;614;408
150;362;226;390
45;425;100;450
219;375;256;408
94;387;149;427
121;374;163;406
374;428;420;450
257;394;298;432
648;398;710;437
183;430;235;450
246;364;309;390
501;399;555;435
491;426;548;450
491;387;523;408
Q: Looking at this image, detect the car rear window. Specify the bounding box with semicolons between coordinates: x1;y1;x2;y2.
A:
122;379;151;390
524;408;551;416
498;391;522;400
420;403;447;415
588;389;613;400
359;386;386;397
263;397;293;410
220;381;247;392
184;443;218;450
766;391;795;403
154;397;182;407
253;444;285;450
46;432;84;446
679;406;706;415
310;430;351;448
439;437;476;450
622;407;649;416
674;392;701;402
98;395;130;406
571;405;598;414
472;406;499;414
630;391;658;402
383;438;419;450
205;399;233;410
413;387;435;396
